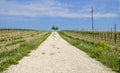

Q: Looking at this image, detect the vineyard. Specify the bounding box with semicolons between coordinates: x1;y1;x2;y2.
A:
63;30;120;51
0;29;50;72
59;31;120;72
0;29;49;52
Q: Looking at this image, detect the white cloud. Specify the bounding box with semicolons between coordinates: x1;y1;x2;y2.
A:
0;0;119;18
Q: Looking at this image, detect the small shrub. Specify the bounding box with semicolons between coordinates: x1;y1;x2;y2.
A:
97;41;110;52
93;41;111;57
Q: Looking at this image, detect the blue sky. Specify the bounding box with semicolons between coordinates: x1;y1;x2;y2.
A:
0;0;120;31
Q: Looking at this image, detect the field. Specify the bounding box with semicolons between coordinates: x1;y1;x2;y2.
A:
0;29;119;73
0;29;50;72
3;32;116;73
63;30;120;51
59;31;120;73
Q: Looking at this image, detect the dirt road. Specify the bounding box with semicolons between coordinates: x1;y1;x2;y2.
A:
3;32;115;73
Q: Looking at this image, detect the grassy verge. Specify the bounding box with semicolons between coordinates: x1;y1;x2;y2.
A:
59;32;120;73
0;32;51;73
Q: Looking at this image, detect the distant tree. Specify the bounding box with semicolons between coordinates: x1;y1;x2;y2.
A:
51;26;59;31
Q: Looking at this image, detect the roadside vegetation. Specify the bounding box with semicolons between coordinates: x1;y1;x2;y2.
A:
59;31;120;73
63;31;120;51
0;29;50;72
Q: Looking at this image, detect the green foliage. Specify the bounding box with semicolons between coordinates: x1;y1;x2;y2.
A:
59;32;120;73
96;41;110;53
51;26;59;31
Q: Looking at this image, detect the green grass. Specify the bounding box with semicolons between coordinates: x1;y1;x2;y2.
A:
63;31;120;51
0;32;51;73
59;32;120;73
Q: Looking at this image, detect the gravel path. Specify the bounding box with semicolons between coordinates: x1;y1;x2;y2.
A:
3;32;115;73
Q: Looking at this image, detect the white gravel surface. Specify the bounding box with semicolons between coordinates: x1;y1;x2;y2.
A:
3;32;116;73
